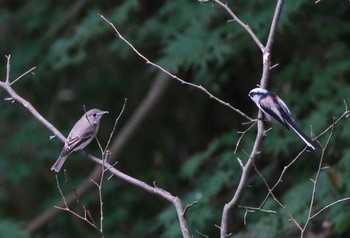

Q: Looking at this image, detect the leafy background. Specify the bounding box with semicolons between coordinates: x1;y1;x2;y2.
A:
0;0;349;237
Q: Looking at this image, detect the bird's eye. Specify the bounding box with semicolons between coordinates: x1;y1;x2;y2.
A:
93;113;97;117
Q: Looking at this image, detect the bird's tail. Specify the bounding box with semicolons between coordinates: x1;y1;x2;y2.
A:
286;119;321;151
51;155;68;172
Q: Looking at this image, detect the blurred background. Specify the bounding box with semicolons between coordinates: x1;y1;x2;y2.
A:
0;0;349;237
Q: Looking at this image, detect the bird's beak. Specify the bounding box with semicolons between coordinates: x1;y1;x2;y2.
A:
100;111;109;115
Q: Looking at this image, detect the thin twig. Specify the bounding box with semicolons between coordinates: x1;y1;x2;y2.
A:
10;66;36;85
98;153;106;234
105;98;127;155
55;175;68;208
87;154;191;238
238;205;276;214
96;99;127;233
315;100;349;139
257;104;350;211
0;57;66;143
209;0;264;51
182;200;199;216
63;170;80;202
259;147;306;209
310;197;350;220
253;162;285;209
252;160;305;230
5;55;10;83
234;122;256;154
54;176;99;230
196;229;209;238
300;119;334;237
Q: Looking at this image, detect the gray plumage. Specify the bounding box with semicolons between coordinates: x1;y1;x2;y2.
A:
51;108;108;172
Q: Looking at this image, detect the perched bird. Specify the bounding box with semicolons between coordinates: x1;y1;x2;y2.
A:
51;108;108;172
248;87;320;151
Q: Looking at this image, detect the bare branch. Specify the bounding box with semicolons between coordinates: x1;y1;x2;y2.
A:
253;162;285;209
250;105;350;237
0;80;66;143
5;55;10;83
218;1;285;236
98;154;106;233
300;118;334;237
259;147;306;209
310;197;350;220
54;176;100;231
88;155;191;238
260;0;284;89
238;205;276;215
220;126;264;237
182;200;199;216
99;14;253;122
105;98;127;154
265;0;284;52
234;121;256;154
196;229;209;238
209;0;264;51
315;100;349;139
10;66;36;85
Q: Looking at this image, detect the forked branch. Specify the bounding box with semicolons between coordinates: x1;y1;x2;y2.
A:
215;0;285;237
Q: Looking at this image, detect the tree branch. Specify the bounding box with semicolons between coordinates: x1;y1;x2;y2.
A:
100;14;253;122
209;0;264;52
88;155;191;238
0;56;65;142
217;1;284;237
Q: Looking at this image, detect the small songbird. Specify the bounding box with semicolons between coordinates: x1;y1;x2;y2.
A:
248;88;320;151
51;108;108;172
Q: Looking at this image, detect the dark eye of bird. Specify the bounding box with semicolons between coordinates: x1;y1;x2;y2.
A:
93;113;97;117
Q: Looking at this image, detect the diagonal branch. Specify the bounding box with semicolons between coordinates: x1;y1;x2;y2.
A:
100;14;253;122
209;0;264;51
87;154;191;238
0;56;65;142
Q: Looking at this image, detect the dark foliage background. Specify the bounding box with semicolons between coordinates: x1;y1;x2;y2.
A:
0;0;349;237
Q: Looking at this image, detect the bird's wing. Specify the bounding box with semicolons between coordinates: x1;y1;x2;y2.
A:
269;95;320;151
259;95;291;129
60;128;96;157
